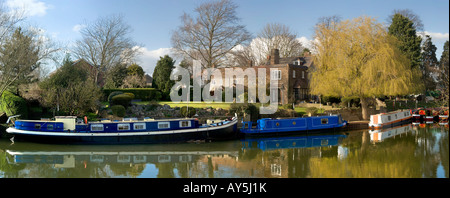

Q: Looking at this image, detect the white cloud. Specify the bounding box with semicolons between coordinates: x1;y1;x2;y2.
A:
72;24;86;33
422;31;449;41
297;36;313;50
6;0;52;17
135;47;174;75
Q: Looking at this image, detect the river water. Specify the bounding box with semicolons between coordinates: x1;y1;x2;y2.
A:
0;123;448;178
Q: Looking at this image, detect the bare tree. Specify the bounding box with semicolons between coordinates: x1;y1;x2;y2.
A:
255;23;303;63
387;9;424;32
0;4;59;98
171;0;251;68
72;14;141;84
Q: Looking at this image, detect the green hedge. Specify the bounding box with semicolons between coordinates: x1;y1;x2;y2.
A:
0;91;28;119
111;94;133;107
103;88;162;101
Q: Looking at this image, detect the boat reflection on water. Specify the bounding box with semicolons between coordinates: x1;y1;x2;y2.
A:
5;142;243;178
369;124;414;143
241;134;347;151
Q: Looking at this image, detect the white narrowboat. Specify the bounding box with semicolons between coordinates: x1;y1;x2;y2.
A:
369;110;412;129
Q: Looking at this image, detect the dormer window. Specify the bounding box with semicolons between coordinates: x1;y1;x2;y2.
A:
293;59;302;65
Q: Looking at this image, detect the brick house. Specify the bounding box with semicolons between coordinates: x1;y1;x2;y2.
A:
211;49;314;105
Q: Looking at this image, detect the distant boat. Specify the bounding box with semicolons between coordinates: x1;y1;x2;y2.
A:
369;110;412;129
6;115;238;144
438;109;448;123
240;115;347;136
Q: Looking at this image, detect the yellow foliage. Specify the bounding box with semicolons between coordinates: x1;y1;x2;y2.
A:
311;16;423;98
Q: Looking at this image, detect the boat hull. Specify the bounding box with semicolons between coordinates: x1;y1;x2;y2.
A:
6;119;238;144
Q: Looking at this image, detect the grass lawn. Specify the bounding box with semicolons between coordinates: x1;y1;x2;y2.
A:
129;100;328;114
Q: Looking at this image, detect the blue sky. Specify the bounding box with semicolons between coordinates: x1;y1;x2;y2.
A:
5;0;449;75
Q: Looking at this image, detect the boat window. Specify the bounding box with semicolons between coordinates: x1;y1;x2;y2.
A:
35;124;41;129
134;123;146;130
179;121;191;128
47;124;53;130
91;124;104;131
388;116;391;121
158;122;170;129
321;118;328;124
118;124;130;131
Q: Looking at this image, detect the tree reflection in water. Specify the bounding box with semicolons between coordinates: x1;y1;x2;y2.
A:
0;124;448;178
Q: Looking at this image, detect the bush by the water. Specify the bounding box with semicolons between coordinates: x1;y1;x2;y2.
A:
229;103;259;122
180;106;196;117
0;91;28;118
111;105;126;117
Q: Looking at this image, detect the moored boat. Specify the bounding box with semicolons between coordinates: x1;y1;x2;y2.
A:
423;109;434;123
6;115;238;144
439;109;448;123
240;115;347;136
411;108;423;121
368;109;412;129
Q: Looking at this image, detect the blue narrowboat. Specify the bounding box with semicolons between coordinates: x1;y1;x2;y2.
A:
6;115;238;144
241;134;347;151
240;115;347;136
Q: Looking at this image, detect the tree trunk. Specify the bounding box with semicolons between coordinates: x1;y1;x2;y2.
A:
360;97;369;120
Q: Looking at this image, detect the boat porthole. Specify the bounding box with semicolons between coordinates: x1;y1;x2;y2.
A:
293;121;296;125
293;142;296;146
276;122;280;127
276;143;279;147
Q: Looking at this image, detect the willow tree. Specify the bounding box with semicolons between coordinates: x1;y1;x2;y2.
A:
311;16;423;120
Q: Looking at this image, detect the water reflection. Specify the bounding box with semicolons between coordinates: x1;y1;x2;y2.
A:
0;123;448;178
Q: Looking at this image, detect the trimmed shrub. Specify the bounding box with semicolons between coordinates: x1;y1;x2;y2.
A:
111;94;133;107
123;92;135;100
180;106;196;117
108;91;124;104
111;105;126;117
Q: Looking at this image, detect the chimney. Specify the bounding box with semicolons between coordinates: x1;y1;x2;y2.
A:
270;49;279;65
247;59;253;67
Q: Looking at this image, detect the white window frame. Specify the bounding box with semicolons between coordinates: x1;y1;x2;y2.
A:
179;120;191;128
158;122;170;129
302;71;305;79
134;123;146;130
118;124;130;131
91;124;104;131
293;70;296;78
271;70;281;80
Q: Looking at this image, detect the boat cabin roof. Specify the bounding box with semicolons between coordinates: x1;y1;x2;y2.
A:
88;117;197;124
